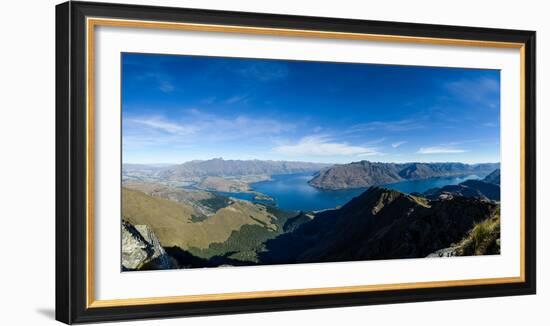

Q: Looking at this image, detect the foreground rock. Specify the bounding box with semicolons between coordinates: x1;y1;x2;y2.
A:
426;247;459;258
121;220;176;270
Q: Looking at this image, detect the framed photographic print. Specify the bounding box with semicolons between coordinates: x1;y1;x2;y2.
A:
55;1;536;324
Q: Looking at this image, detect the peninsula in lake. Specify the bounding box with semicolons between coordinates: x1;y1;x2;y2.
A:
308;161;499;190
121;52;501;271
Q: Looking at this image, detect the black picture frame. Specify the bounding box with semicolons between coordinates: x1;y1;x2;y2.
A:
56;1;536;324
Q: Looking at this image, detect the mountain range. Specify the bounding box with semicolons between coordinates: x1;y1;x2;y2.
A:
124;158;329;179
308;161;500;190
124;159;499;192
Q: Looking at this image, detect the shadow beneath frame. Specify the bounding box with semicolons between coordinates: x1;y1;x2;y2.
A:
36;308;55;320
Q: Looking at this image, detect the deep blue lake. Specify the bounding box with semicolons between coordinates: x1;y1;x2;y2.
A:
218;172;482;212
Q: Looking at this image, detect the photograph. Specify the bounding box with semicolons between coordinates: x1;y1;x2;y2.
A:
121;53;502;271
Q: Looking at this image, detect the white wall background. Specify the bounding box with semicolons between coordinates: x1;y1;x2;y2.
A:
0;0;546;324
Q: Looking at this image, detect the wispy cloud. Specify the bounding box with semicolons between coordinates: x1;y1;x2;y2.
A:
158;81;175;93
391;141;407;148
348;119;422;133
417;146;467;154
482;122;497;127
357;152;385;157
365;137;387;145
131;116;197;135
446;76;499;94
225;95;248;104
186;109;293;139
139;72;175;93
233;61;289;82
200;96;217;105
273;135;381;157
444;76;499;107
126;109;294;147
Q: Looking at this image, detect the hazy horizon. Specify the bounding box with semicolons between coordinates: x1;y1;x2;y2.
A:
123;157;501;166
122;53;500;164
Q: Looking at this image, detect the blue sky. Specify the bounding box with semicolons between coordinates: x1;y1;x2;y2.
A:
122;53;500;164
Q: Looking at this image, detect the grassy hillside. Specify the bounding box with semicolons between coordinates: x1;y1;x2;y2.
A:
122;187;279;250
123;181;230;216
122;187;199;227
187;206;300;263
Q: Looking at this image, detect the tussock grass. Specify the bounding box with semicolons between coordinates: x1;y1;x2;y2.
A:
453;206;501;256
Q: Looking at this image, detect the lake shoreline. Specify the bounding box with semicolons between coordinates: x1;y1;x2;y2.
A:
214;172;485;212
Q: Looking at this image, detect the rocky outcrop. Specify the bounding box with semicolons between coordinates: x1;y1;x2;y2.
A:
308;161;499;190
121;220;176;271
426;247;459;258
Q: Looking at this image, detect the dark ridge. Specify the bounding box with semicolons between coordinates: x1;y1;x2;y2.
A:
259;187;498;264
483;169;501;185
424;179;500;201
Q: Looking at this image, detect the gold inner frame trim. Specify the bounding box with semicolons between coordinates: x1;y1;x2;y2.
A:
89;277;521;308
85;17;527;308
